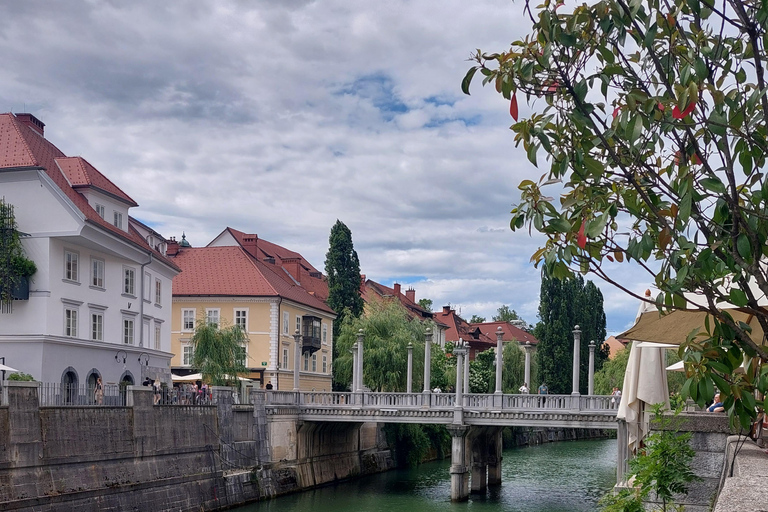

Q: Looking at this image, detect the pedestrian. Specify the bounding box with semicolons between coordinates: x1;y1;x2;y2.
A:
152;379;161;405
142;377;151;387
265;382;273;390
538;382;548;395
519;382;529;394
611;387;622;406
94;377;104;405
433;386;442;393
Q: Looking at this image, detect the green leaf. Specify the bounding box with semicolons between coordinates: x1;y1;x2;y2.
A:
729;288;749;307
700;177;726;194
736;234;751;261
527;144;538;167
461;67;479;95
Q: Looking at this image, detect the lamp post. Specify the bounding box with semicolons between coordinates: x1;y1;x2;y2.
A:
494;327;503;395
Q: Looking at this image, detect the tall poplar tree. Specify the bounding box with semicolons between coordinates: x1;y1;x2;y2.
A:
325;220;365;382
535;269;607;394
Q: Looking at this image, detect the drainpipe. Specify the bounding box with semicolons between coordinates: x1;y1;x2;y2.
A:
275;297;282;389
139;253;153;349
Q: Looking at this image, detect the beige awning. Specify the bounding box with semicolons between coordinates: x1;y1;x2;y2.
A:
618;308;765;346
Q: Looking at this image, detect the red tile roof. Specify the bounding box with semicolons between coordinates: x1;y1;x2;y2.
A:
171;245;334;314
361;279;449;328
56;156;138;206
473;321;540;346
0;113;179;272
432;306;496;358
225;227;321;273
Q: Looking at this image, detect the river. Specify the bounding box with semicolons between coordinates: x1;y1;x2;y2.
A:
232;438;617;512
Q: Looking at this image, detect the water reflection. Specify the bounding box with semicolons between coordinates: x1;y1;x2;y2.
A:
235;438;616;512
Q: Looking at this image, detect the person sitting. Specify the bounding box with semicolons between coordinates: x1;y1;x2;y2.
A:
707;392;724;412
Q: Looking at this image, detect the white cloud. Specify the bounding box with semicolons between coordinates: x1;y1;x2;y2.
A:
0;0;647;336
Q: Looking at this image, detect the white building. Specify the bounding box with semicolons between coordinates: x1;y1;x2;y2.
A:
0;113;179;390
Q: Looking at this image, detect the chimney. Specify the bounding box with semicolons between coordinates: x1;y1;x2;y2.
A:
15;113;44;136
166;237;179;256
393;283;401;296
283;257;302;284
406;288;415;303
241;235;258;258
443;305;451;314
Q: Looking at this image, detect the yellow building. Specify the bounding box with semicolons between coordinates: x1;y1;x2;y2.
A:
167;228;335;391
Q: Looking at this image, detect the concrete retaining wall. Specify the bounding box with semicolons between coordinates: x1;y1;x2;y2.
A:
0;381;393;511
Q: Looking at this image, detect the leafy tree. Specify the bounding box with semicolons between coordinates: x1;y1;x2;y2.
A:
469;314;486;324
594;343;631;395
417;298;433;312
325;220;364;386
190;319;248;386
469;349;496;393
333;299;431;392
463;0;768;426
579;280;610;381
492;305;520;322
501;341;532;392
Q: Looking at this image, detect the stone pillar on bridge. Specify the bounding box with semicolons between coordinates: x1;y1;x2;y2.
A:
350;343;358;393
453;339;468;424
588;340;596;396
463;339;470;397
356;329;365;402
494;327;503;396
293;330;302;392
447;424;469;502
406;342;413;394
487;428;503;486
571;325;581;398
523;341;533;390
423;328;432;399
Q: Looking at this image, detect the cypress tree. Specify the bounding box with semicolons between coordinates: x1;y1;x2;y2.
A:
324;219;364;353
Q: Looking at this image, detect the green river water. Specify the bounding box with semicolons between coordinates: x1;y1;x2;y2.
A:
232;438;617;512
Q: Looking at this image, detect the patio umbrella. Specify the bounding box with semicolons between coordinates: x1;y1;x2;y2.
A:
171;373;203;382
0;363;19;373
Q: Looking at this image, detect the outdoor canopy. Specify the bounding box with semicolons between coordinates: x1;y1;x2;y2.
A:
0;363;19;373
618;308;766;346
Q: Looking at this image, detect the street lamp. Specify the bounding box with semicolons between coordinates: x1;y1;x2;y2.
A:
138;353;149;367
115;350;127;370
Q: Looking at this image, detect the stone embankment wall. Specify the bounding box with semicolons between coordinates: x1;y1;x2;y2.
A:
506;426;610;448
712;435;768;512
0;382;393;512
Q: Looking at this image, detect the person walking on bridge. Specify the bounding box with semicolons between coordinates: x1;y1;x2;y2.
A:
519;382;529;394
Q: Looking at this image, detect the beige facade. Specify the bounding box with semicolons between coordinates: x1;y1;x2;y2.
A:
170;297;334;391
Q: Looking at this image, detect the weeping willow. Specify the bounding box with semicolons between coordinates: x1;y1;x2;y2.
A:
190;319;248;386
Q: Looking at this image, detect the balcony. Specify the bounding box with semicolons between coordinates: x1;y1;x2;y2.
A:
302;315;322;354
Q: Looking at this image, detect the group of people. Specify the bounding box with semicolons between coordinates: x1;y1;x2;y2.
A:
517;382;549;395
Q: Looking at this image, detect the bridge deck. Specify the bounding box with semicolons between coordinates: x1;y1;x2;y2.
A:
265;391;619;429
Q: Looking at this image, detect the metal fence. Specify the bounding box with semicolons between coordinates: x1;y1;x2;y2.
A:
39;382;125;406
156;386;215;406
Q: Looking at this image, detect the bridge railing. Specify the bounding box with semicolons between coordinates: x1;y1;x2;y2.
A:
264;390;617;413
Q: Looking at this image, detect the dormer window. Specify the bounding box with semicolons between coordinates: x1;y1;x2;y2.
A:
95;204;105;218
113;211;123;230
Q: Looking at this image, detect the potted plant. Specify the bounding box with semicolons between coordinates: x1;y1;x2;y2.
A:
0;199;36;308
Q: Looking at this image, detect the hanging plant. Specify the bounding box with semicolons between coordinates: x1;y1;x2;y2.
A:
0;198;36;312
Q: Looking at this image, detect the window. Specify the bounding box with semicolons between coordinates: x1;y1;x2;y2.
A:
182;344;193;366
95;204;105;218
282;311;289;335
123;318;134;345
206;309;220;328
91;258;104;288
64;250;79;282
91;313;103;341
64;308;78;337
113;211;123;229
312;353;317;372
322;324;328;344
182;309;195;331
123;267;135;295
236;345;247;367
282;347;289;369
235;309;247;331
154;323;161;350
144;272;151;301
322;354;327;373
155;279;162;305
295;315;301;335
303;351;309;371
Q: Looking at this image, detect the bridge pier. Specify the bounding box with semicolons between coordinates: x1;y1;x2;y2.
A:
447;424;470;502
487;428;503;486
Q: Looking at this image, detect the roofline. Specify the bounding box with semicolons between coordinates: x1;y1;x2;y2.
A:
72;183;139;207
85;218;181;273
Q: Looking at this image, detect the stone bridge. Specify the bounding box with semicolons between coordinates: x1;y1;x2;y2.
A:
263;389;621;501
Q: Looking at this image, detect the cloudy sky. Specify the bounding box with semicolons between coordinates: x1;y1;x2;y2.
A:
0;1;651;335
